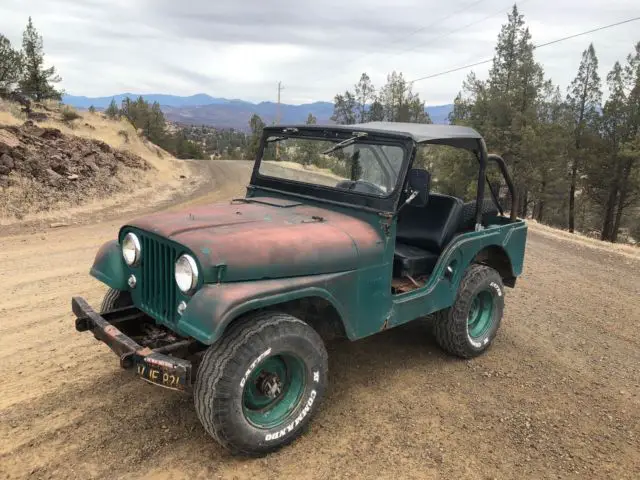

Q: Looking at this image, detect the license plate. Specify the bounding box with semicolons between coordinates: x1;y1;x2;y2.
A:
136;362;186;391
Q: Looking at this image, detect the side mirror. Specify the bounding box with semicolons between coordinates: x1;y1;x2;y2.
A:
406;168;430;207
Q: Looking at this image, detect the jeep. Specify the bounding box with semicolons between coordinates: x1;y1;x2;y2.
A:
72;122;527;455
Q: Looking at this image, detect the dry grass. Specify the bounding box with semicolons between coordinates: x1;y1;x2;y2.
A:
527;219;640;259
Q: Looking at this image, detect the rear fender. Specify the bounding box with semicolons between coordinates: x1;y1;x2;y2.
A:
176;271;358;345
89;240;128;290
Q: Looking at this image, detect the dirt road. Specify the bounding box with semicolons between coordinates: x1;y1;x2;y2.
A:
1;161;639;479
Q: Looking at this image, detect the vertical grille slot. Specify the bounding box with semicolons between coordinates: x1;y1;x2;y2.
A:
138;233;178;324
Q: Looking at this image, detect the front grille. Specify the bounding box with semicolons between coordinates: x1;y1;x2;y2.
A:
139;234;179;324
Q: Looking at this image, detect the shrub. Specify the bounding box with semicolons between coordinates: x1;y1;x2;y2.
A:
61;106;81;122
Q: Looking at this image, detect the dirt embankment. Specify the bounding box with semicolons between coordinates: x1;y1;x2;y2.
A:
0;121;151;218
0;101;199;231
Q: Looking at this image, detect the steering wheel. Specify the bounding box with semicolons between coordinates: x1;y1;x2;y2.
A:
335;180;387;195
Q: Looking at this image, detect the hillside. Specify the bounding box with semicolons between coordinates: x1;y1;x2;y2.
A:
63;93;453;129
0;100;190;225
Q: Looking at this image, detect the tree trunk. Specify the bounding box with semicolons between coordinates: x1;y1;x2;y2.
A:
568;158;578;233
601;158;622;241
520;189;528;218
611;159;634;243
536;178;546;222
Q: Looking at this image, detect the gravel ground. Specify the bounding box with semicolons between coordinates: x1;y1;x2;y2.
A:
0;162;638;480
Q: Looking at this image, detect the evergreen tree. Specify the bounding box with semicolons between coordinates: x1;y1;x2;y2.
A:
354;73;376;123
565;44;601;232
368;99;384;121
299;113;320;165
247;113;265;158
0;34;22;94
105;98;119;119
88;105;96;114
600;62;627;241
331;91;357;125
379;71;431;123
18;17;62;101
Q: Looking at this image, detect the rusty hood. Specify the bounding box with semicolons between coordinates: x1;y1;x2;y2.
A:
125;198;384;282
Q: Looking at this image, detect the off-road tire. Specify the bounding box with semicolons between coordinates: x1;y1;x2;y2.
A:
194;311;328;456
433;264;504;358
99;288;132;313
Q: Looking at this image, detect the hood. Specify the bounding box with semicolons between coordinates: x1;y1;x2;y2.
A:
126;197;384;282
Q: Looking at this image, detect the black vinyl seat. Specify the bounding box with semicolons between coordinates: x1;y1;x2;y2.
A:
394;193;464;277
393;243;439;277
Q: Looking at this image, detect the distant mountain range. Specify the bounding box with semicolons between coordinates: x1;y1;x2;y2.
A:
62;93;453;130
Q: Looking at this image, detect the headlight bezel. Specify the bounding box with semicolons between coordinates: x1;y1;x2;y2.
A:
175;254;199;294
122;232;141;267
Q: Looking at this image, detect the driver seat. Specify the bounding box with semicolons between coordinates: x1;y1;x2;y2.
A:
394;193;464;278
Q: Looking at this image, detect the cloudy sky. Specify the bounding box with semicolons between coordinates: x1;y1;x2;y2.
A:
2;0;638;105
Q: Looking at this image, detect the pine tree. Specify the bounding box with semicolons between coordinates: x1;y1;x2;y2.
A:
0;34;22;95
247;113;265;158
600;62;627;241
18;17;62;101
611;42;640;241
105;98;119;118
565;44;601;232
354;73;375;123
378;71;431;123
368;99;384;121
331;92;357;125
483;5;544;216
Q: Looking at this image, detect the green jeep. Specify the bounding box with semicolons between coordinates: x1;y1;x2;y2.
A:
72;122;527;455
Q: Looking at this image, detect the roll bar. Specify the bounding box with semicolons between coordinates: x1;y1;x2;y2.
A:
487;153;518;221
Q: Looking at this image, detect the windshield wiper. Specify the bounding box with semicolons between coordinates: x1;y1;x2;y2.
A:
266;136;287;143
321;132;368;155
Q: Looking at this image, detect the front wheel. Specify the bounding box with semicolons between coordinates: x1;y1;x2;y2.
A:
100;288;132;313
433;264;504;358
194;311;328;456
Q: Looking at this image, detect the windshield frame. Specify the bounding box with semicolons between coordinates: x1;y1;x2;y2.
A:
249;126;415;213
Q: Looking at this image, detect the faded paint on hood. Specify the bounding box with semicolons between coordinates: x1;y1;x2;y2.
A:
125;198;385;282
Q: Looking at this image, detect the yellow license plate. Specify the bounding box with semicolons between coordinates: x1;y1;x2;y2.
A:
136;362;186;391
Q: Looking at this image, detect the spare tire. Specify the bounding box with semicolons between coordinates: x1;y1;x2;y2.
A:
460;198;499;230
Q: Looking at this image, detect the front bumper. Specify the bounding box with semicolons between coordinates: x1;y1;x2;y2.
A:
71;297;193;391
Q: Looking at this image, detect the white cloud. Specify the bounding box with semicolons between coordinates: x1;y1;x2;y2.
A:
2;0;638;104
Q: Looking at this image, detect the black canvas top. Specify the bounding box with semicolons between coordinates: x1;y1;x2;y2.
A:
264;121;482;146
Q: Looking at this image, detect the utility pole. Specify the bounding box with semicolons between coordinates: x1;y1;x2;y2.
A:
276;81;284;160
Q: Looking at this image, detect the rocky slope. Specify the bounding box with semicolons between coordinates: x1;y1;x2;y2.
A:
0;120;150;219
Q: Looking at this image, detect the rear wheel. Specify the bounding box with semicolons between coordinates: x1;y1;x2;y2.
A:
100;288;132;313
194;311;328;456
433;264;504;358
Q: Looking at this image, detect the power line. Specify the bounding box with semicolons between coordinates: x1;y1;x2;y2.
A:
388;0;530;61
379;0;489;54
409;15;640;84
314;0;491;85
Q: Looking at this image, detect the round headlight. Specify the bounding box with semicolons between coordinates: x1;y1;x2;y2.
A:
175;254;198;294
122;233;141;266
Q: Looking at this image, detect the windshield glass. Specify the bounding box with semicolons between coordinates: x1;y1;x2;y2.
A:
258;135;405;197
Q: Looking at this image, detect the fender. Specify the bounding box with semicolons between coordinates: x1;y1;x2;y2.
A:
89;240;128;290
176;271;359;345
388;221;527;328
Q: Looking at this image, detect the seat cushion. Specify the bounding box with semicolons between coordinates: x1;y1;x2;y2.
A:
396;193;464;252
394;243;439;278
